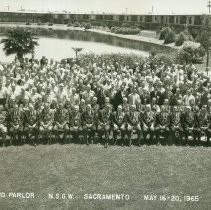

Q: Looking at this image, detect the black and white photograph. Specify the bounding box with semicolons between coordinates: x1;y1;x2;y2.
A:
0;0;210;209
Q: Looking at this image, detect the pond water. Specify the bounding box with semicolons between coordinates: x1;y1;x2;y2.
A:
0;29;174;63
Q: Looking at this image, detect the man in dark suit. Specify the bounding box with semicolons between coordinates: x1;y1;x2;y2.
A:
112;85;124;111
180;106;197;146
82;104;97;145
125;105;142;147
150;82;165;106
155;105;171;145
98;103;112;148
112;105;126;146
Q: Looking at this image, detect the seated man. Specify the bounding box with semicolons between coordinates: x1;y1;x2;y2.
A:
112;105;126;146
170;105;183;145
98;103;112;148
155;105;171;145
82;104;97;145
39;103;54;144
142;104;155;144
69;105;82;143
53;101;69;144
195;105;211;146
8;104;24;145
0;105;8;146
125;105;142;147
23;103;39;146
181;106;197;146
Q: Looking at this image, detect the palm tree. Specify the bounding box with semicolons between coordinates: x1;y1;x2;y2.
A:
0;27;39;62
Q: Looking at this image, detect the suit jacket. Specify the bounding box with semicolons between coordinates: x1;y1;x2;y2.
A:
112;111;126;127
112;90;123;110
155;112;171;127
150;90;165;106
98;109;112;125
126;111;141;126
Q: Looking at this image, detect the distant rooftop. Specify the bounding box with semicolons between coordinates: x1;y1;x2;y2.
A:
0;10;209;16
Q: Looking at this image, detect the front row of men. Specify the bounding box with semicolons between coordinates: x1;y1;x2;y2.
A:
0;102;210;148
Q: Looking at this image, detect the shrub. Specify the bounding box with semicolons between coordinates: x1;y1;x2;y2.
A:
188;27;199;39
37;22;44;26
111;27;118;33
175;32;186;46
92;21;106;27
121;23;131;28
111;27;140;35
164;30;176;44
74;22;81;27
77;53;146;70
81;22;87;28
177;41;202;64
175;30;194;46
183;29;194;40
67;23;73;27
195;46;206;58
48;23;53;26
159;27;172;40
85;23;92;29
26;22;31;25
155;52;176;65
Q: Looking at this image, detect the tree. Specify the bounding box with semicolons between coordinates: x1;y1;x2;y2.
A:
196;16;211;73
177;41;201;65
175;29;194;46
159;27;172;40
0;28;39;62
164;30;176;44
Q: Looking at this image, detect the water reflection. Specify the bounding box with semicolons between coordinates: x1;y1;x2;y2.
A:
0;27;174;63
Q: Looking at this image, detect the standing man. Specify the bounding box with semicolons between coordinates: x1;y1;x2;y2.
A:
0;81;7;106
0;105;8;146
112;85;124;110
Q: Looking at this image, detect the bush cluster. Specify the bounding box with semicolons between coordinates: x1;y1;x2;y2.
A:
164;30;176;44
177;41;204;64
111;27;140;35
73;22;81;27
159;27;176;44
81;22;92;29
154;52;177;65
66;22;92;29
159;27;172;40
175;29;194;46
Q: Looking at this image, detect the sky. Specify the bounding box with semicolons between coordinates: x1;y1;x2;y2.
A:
0;0;209;14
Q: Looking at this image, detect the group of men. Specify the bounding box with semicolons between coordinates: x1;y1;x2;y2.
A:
0;53;211;148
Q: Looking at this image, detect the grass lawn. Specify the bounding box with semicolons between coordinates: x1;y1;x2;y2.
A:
0;144;210;210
